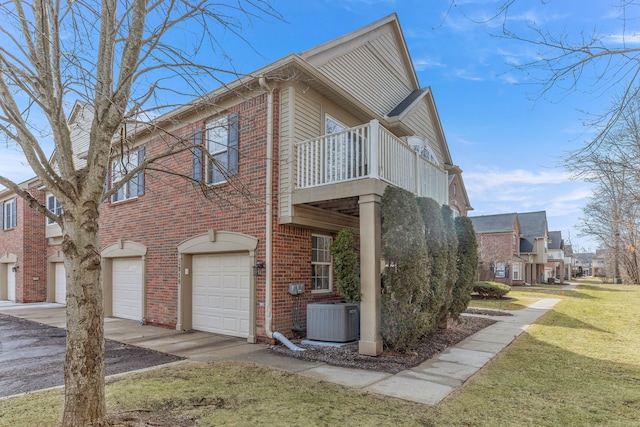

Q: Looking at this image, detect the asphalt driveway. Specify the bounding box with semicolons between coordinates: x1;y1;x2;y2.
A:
0;314;182;398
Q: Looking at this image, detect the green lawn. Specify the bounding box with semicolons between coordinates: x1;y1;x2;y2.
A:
2;282;639;426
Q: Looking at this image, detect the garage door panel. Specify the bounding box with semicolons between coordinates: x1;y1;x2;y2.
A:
112;258;143;321
54;263;66;304
7;264;16;301
192;253;250;338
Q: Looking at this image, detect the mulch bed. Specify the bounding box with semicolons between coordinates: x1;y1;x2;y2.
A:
271;315;497;374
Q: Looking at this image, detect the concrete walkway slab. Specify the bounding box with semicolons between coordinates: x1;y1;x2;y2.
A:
302;365;391;388
412;359;481;381
436;347;495;368
365;373;455;405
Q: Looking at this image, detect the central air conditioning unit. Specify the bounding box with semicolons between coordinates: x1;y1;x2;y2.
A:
306;302;359;342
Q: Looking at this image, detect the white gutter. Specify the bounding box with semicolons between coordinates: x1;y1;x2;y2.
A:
259;77;275;339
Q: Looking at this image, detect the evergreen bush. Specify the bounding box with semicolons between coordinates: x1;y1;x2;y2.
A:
330;228;361;303
472;281;511;298
451;216;478;320
380;186;431;352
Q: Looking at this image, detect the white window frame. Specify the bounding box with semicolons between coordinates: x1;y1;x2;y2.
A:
206;117;229;185
495;262;506;279
46;194;62;225
3;198;17;229
513;262;522;280
311;234;332;293
112;150;139;202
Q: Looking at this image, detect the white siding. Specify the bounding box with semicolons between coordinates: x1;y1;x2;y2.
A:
318;44;410;116
279;86;293;218
403;102;445;165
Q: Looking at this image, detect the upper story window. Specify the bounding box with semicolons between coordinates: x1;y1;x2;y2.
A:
2;198;17;230
207;117;229;185
326;115;347;134
192;113;240;185
311;234;332;293
513;235;517;251
109;147;145;203
46;194;62;225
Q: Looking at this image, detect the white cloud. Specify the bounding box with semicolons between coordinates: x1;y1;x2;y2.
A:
603;32;640;45
464;168;595;245
414;57;445;71
0;150;35;191
452;68;484;81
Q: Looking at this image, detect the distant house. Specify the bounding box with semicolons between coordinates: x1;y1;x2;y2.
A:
573;252;594;276
518;211;549;284
470;213;525;286
592;249;608;277
546;230;567;283
448;169;473;217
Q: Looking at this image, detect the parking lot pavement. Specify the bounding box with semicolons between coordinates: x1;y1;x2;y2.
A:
0;314;182;398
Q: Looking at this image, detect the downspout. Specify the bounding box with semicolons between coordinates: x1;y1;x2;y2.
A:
259;77;304;352
259;77;274;340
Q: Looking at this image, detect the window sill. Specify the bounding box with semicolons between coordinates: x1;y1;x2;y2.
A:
109;197;139;207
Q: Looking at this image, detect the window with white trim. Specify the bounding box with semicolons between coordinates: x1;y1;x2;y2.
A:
495;263;506;278
46;194;62;225
513;262;522;280
311;235;332;292
111;147;145;202
3;198;17;230
206;117;230;185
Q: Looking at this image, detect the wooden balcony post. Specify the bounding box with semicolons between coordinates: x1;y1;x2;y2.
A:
369;120;379;180
358;193;383;356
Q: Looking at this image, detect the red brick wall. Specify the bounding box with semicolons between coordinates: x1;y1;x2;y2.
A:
476;233;519;286
100;90;342;338
1;186;47;302
21;186;47;302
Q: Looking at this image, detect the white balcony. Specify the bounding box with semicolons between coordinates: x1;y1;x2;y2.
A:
295;120;448;206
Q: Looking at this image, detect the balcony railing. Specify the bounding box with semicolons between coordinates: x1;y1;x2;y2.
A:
295;120;448;205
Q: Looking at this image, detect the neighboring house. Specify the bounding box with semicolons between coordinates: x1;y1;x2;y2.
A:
573;252;594;276
564;244;574;280
0;178;47;302
518;211;549;284
469;213;525;286
448;170;473;217
592;249;608;277
2;15;466;356
546;230;566;283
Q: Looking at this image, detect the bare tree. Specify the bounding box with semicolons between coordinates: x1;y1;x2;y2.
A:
446;0;640;149
0;1;279;425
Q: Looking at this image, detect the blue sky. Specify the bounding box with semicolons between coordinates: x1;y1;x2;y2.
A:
2;0;622;251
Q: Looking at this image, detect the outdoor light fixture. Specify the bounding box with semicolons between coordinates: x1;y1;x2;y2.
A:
11;266;18;272
253;260;265;277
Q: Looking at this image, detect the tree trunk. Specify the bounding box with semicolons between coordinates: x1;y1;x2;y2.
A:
61;201;106;426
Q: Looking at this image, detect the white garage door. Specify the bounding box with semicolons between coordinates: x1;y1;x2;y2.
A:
112;258;143;321
7;264;16;301
192;253;250;338
54;262;66;304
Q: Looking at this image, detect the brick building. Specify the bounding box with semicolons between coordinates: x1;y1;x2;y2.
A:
1;15;468;356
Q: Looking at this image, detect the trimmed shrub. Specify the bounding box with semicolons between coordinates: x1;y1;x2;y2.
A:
472;281;511;299
416;197;447;328
330;228;360;303
438;205;458;329
450;216;478;320
380;186;431;352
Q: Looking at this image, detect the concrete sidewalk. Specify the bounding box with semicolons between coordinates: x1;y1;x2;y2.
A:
0;284;572;405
